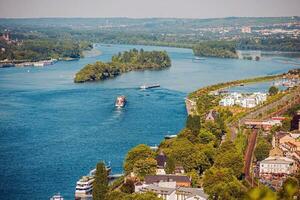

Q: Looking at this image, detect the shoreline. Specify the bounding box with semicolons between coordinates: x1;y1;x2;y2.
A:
0;57;80;68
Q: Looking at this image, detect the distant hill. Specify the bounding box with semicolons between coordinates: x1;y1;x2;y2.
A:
0;17;299;33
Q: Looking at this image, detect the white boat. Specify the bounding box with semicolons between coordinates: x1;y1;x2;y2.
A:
75;176;94;198
75;163;112;198
164;134;177;139
194;56;206;60
50;193;64;200
115;96;126;108
140;84;160;90
150;145;158;151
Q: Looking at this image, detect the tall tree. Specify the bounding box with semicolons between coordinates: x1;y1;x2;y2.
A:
93;161;109;200
186;115;201;133
268;86;279;96
254;136;272;161
165;157;176;174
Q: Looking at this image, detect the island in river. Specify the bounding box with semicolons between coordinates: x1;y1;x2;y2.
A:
74;48;171;83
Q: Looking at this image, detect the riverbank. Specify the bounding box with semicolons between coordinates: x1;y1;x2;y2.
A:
1;44;299;200
0;57;81;68
116;68;300;199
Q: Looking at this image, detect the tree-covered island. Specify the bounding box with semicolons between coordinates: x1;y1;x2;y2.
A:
193;41;238;58
74;48;171;83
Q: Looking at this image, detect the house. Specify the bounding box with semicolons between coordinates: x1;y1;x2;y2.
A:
272;131;289;147
240;97;257;108
176;187;208;200
205;110;218;122
219;92;267;108
242;26;252;33
291;151;300;171
253;92;267;103
219;97;235;107
174;165;185;175
135;181;208;200
269;146;284;157
144;175;191;187
259;156;297;176
279;134;295;146
156;152;167;175
139;183;176;200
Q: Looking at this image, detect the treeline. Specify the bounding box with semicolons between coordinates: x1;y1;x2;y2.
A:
193;41;238;58
237;38;300;52
0;38;92;61
74;49;171;83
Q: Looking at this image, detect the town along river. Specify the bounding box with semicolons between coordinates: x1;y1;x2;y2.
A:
0;44;299;200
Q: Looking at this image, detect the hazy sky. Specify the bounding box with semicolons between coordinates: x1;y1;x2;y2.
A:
0;0;299;18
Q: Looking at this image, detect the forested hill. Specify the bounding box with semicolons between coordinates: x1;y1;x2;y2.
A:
74;49;171;83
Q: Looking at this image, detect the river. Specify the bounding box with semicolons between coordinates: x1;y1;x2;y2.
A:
0;44;299;200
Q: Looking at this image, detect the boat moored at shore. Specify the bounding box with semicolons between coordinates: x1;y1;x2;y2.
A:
164;134;177;139
75;164;111;200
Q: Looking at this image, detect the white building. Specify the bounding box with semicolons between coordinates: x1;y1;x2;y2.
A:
219;92;267;108
135;181;208;200
241;26;252;33
240;97;257;108
259;156;296;175
219;97;235;106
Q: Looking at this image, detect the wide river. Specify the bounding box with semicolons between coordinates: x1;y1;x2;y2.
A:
0;44;299;200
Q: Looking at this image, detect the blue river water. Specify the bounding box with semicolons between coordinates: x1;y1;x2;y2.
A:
0;44;299;200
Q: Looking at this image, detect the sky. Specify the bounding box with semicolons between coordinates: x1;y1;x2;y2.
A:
0;0;299;19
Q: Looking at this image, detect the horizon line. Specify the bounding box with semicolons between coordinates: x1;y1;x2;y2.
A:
0;15;299;20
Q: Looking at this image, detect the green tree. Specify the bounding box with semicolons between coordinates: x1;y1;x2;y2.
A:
124;144;154;174
202;167;246;200
187;150;211;174
133;157;157;179
106;191;126;200
198;129;216;144
93;161;109;200
165;156;175;174
187;169;202;187
281;118;291;131
214;141;244;177
186;115;201;133
167;138;196;172
278;177;300;200
246;186;277;200
120;179;135;194
254;136;272;161
269;86;279;96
